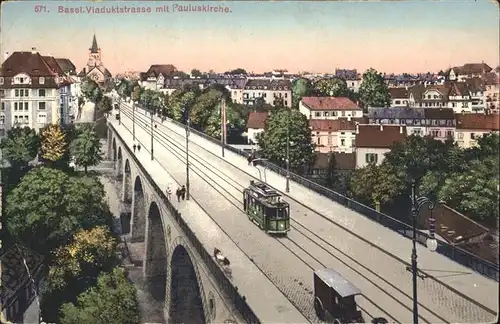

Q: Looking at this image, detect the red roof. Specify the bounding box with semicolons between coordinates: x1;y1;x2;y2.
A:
356;125;406;148
301;97;361;111
246;112;268;129
309;119;357;132
455;113;500;130
0;51;55;77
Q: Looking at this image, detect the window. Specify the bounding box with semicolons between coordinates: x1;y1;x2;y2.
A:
471;133;476;140
24;115;29;124
39;102;46;110
324;112;330;117
430;130;439;137
446;130;453;137
14;116;19;124
1;102;4;111
0;116;5;124
341;111;346;117
341;139;345;146
39;77;45;84
327;134;332;145
24;102;29;111
39;89;46;97
432;120;438;126
284;100;288;106
0;89;4;98
395;100;401;104
14;102;18;111
317;137;321;145
457;133;464;139
37;113;47;124
0;77;3;84
315;112;321;117
365;153;378;164
15;89;29;97
285;93;288;98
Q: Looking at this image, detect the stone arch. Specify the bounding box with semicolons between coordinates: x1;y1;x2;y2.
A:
169;243;207;324
116;147;123;179
123;159;132;203
131;176;146;242
112;137;117;164
144;202;168;303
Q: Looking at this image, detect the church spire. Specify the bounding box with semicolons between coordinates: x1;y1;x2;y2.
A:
90;34;99;53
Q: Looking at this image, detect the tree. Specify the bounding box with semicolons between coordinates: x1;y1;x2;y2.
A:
40;124;67;164
226;68;247;75
70;124;102;173
5;167;112;254
257;108;315;173
291;78;313;108
59;267;140;324
0;127;40;169
358;68;390;108
47;226;118;293
438;156;499;227
349;162;406;212
312;77;349;97
325;152;338;189
96;96;113;113
190;69;203;78
81;80;102;103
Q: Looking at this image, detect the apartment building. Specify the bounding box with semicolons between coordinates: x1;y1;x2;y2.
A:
0;49;73;137
299;97;363;120
355;124;406;168
454;113;500;148
241;79;292;108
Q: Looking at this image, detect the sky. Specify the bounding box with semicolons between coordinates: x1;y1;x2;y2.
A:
1;0;499;75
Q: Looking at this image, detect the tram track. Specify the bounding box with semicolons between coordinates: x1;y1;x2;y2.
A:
118;106;448;323
124;106;498;323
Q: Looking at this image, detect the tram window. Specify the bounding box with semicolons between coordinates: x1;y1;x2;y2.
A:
276;208;288;218
266;207;276;218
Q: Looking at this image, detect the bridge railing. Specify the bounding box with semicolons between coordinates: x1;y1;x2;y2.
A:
109;122;260;324
165;116;499;282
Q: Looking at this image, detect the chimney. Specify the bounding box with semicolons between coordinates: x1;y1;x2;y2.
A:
355;122;359;134
31;47;37;54
380;124;383;131
48;52;52;57
347;116;351;121
3;52;9;61
400;126;404;134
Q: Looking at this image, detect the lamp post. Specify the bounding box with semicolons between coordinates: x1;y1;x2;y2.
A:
132;100;136;141
118;96;122;126
410;179;438;324
149;100;154;161
185;115;191;200
285;108;291;193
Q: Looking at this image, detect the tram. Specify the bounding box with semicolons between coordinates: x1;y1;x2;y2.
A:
243;180;290;234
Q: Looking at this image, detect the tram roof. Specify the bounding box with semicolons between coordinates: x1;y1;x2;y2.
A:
249;181;279;197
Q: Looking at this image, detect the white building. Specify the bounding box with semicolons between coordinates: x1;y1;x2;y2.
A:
299;96;363;120
246;111;268;145
242;79;292;108
354;124;406;169
309;119;360;154
0;49;73;137
388;87;409;107
448;63;492;81
454;113;500;148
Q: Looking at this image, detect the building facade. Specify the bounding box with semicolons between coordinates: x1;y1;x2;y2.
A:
299;97;363;120
354;124;406;168
454;113;500;148
0;49;73;137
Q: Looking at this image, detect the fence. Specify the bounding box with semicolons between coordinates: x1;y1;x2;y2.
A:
109;123;261;324
165;117;499;282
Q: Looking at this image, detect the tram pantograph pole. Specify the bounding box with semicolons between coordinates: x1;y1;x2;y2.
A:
186;116;191;200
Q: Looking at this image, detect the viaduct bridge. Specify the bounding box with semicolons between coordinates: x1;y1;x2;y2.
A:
106;100;499;324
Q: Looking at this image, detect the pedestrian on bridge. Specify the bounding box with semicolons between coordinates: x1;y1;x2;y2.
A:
133;143;137;153
166;186;172;201
180;185;186;200
137;144;141;152
176;187;181;202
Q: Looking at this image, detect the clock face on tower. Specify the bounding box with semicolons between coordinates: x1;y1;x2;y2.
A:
92;74;99;81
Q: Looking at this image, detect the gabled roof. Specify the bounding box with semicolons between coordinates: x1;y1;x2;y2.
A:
424;108;455;119
0;51;55;77
301;97;361;111
455;113;500;130
269;79;292;90
247;112;269;129
356;124;406;148
42;56;65;76
145;64;177;78
245;79;271;89
55;58;77;75
309;119;357;132
389;87;408;99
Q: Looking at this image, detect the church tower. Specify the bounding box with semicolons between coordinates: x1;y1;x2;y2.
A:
87;34;102;68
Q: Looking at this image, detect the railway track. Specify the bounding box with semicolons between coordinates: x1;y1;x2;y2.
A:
118;106;456;323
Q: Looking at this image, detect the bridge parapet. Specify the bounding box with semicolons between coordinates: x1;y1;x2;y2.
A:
108;122;261;324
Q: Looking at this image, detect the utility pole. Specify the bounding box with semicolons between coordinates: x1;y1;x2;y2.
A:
150;101;154;161
220;96;226;157
285;108;290;193
186;115;191;200
118;96;121;125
